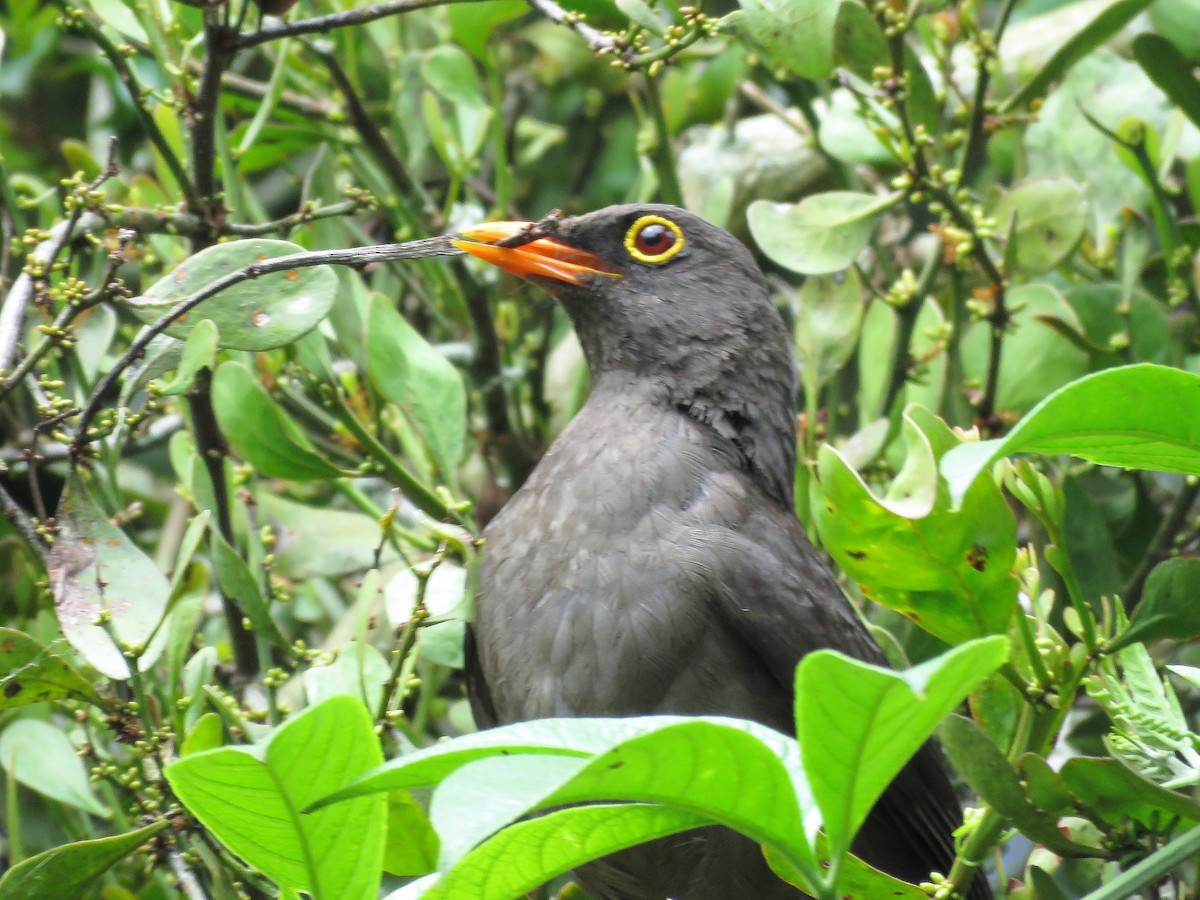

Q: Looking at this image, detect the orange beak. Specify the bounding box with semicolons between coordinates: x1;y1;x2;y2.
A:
451;221;620;285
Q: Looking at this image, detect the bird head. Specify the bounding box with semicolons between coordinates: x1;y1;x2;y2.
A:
453;204;798;505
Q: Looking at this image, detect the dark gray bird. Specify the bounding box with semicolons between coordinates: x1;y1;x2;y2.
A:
454;204;987;900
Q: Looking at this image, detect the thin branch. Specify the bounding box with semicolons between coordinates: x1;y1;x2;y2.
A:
0;480;49;563
237;0;493;49
54;3;200;210
68;237;464;451
959;0;1020;182
308;42;436;225
187;367;259;678
524;0;616;52
1123;478;1200;609
211;67;338;119
192;15;238;232
880;249;942;416
0;141;122;376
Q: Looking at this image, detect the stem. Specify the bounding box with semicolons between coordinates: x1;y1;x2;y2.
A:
187;368;259;679
880;251;941;417
958;0;1019;182
1123;477;1200;608
54;3;199;210
329;394;462;524
1080;823;1200;900
643;76;683;207
239;0;494;48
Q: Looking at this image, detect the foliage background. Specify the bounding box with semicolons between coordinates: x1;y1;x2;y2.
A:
2;0;1200;896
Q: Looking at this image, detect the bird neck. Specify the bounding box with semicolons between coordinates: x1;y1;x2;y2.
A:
589;371;798;509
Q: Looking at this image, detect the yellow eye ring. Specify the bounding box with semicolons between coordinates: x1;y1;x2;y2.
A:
624;215;685;264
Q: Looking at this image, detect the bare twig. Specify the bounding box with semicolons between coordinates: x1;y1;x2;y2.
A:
238;0;493;49
0;480;48;562
525;0;616;52
0;142;122;376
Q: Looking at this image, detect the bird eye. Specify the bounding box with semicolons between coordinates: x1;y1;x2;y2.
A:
624;215;685;264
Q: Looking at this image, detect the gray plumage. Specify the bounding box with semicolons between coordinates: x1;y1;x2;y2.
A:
465;204;987;900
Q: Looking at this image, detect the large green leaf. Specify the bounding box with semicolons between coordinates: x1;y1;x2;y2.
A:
747;192;899;275
366;295;467;480
211;361;346;481
794;637;1009;866
313;714;816;878
812;410;1019;644
733;0;840;79
941;365;1200;506
126;239;336;351
165;696;387;900
402;804;708;900
0;629;101;709
48;475;169;679
0;719;108;817
0;820;168;899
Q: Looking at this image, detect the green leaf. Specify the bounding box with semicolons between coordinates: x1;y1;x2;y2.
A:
366;294;467;479
747;192;899;275
165;696;387;900
211;361;346;481
832;1;886;80
49;475;169;679
261;495;399;579
415;804;708;900
1023;51;1167;245
992;178;1088;275
83;0;148;42
939;715;1073;847
0;629;102;709
941;365;1200;506
157;318;218;397
181;712;225;757
383;791;439;876
0;821;168;899
735;0;840;80
1149;0;1200;59
421;47;492;161
126;239;337;351
1060;756;1200;828
1004;0;1156;112
314;716;816;882
210;530;287;648
303;641;391;712
449;0;526;59
0;719;108;817
794;636;1009;865
1112;558;1200;650
1134;34;1200;130
812;411;1019;644
764;837;929;899
793;269;864;393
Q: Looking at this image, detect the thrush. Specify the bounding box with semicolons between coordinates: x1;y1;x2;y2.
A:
453;204;988;900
